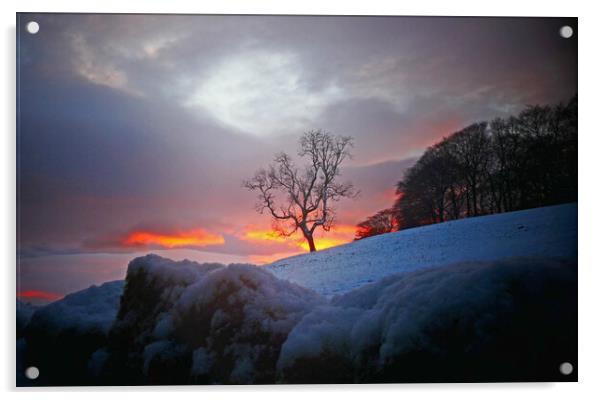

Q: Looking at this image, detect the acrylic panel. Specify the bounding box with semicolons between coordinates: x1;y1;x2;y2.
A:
16;13;577;386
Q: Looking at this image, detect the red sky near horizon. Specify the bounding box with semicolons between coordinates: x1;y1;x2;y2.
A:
119;223;359;264
17;290;63;303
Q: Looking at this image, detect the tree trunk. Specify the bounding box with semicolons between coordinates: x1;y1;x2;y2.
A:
471;182;478;216
305;233;317;252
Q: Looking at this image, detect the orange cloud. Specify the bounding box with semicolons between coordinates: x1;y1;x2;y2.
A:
18;290;62;302
242;229;288;244
123;228;224;249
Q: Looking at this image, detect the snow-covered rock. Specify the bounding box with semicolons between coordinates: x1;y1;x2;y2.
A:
102;255;323;384
174;264;325;383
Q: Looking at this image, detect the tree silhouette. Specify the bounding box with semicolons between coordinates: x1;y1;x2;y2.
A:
355;208;397;240
244;130;357;252
385;96;577;234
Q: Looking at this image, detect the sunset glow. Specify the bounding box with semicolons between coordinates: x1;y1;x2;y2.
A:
17;290;62;302
298;236;350;252
123;229;225;249
242;224;357;253
301;225;357;251
243;229;289;244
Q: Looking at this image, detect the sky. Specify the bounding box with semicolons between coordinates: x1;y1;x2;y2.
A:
16;13;577;302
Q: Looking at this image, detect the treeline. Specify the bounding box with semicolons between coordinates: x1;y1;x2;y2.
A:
356;96;577;240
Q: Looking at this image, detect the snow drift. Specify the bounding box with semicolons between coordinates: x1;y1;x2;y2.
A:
18;255;577;385
99;255;324;385
277;258;577;382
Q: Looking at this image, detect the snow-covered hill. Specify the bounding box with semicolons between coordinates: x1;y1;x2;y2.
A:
267;203;577;297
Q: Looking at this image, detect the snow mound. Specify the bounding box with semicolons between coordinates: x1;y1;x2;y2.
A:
100;254;226;384
26;280;124;337
174;264;325;383
108;254;223;353
102;255;324;384
101;254;575;384
277;258;577;383
20;280;125;385
267;203;577;297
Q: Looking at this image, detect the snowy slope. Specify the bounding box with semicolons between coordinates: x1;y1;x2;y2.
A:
266;203;577;297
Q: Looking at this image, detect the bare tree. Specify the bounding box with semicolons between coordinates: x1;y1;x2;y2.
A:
448;122;490;216
388;96;577;234
244;130;357;252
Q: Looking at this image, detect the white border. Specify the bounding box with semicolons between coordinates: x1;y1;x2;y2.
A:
2;1;601;398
